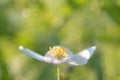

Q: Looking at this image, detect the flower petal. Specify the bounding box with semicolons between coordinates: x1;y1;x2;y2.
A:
19;46;46;61
67;49;74;57
44;53;54;58
19;46;62;65
67;46;96;65
48;59;62;64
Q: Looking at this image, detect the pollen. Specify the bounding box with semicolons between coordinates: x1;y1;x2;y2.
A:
48;46;69;59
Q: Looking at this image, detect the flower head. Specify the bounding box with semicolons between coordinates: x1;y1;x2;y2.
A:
19;45;96;65
48;46;69;59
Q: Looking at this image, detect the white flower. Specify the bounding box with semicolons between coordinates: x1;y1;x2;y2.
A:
19;46;96;65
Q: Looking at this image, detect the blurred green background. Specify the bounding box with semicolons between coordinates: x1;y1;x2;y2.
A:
0;0;120;80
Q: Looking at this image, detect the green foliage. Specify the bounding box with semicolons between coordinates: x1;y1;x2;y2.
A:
0;0;120;80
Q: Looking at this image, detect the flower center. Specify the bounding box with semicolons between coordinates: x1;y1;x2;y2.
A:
48;46;69;59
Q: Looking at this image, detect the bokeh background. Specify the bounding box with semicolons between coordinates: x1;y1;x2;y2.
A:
0;0;120;80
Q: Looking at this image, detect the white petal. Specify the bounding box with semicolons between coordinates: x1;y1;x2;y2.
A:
68;46;96;65
44;53;54;58
19;46;63;65
79;46;96;59
19;46;46;61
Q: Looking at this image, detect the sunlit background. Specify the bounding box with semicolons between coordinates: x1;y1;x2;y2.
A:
0;0;120;80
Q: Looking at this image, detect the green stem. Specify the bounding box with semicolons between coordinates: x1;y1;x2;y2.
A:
57;65;60;80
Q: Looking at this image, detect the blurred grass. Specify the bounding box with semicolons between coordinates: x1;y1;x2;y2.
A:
0;0;120;80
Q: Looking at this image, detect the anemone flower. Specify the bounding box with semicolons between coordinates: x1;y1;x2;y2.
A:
19;45;96;80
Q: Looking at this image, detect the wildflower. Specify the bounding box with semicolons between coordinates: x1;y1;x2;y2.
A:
19;45;96;65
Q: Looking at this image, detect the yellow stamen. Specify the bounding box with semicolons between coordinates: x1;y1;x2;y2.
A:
48;46;68;59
